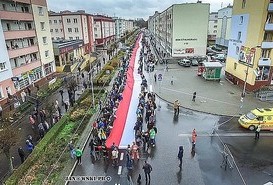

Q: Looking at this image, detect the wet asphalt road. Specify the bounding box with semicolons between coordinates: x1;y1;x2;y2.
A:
68;99;273;185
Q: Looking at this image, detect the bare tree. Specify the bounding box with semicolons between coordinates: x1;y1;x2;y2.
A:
0;121;19;173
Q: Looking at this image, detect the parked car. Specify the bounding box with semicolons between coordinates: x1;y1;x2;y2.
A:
191;59;199;66
211;53;226;62
178;59;191;67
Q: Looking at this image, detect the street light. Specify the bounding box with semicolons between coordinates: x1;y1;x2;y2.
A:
89;58;95;108
241;45;261;100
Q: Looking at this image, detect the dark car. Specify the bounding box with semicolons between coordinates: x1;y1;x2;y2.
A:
191;59;199;66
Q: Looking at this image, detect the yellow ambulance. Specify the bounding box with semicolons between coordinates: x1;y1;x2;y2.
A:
238;108;273;130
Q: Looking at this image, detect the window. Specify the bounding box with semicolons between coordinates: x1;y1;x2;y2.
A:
214;20;217;23
59;20;62;23
213;30;217;33
49;20;52;24
60;28;63;32
54;20;57;24
236;46;240;54
242;0;246;8
76;36;79;40
0;62;7;71
240;16;244;24
234;62;237;70
0;86;3;99
52;37;54;40
75;28;79;32
67;19;71;23
42;37;47;44
40;22;45;30
262;49;271;58
73;18;78;23
94;27;97;31
237;31;242;40
213;25;217;28
69;37;73;40
68;28;72;32
55;29;58;32
95;34;98;37
45;50;49;58
38;7;43;15
50;29;53;32
256;66;270;81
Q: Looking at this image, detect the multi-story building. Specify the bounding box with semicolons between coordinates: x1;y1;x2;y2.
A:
48;10;94;53
148;2;210;58
208;12;218;45
114;18;134;39
225;0;273;91
0;0;55;104
93;15;115;50
216;5;232;48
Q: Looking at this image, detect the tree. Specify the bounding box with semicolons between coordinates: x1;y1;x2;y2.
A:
0;121;19;173
66;77;77;105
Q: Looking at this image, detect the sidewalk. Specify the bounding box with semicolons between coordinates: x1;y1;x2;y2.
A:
148;40;272;116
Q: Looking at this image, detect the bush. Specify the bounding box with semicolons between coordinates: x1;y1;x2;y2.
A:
5;115;69;185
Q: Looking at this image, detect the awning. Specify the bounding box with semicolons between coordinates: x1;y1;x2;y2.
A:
258;58;271;66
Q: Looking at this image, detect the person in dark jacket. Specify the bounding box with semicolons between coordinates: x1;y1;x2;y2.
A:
142;160;152;183
18;147;25;163
178;146;184;168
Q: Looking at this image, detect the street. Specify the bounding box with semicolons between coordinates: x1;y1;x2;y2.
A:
68;99;273;185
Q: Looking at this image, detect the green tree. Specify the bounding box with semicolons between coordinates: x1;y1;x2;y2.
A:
0;121;19;173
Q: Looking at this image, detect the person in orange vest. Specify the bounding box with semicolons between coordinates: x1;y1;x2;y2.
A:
192;129;197;148
131;142;140;160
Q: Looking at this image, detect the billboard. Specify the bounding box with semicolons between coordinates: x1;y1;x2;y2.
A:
238;46;256;65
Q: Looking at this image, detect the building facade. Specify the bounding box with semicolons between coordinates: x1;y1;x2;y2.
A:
225;0;273;91
148;2;210;58
0;0;55;103
93;15;115;50
216;6;232;48
114;18;134;39
208;12;218;44
48;10;94;53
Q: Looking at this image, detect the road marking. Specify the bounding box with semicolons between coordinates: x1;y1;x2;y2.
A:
178;133;273;137
161;87;239;107
120;152;124;161
118;166;122;175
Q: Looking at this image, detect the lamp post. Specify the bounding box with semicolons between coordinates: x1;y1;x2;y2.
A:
241;45;261;101
89;58;95;108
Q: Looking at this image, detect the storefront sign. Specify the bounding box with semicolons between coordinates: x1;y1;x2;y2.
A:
11;77;19;81
173;48;194;54
175;38;197;41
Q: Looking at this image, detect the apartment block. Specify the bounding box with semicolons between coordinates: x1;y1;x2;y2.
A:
48;10;94;53
148;2;210;58
216;5;232;48
225;0;273;91
208;12;218;44
93;15;115;50
114;17;134;39
0;0;55;103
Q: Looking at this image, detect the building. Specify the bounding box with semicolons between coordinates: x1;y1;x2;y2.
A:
48;10;95;53
147;2;210;58
114;18;134;39
53;40;85;72
208;12;218;45
216;5;233;48
225;0;273;92
93;15;115;50
0;0;55;104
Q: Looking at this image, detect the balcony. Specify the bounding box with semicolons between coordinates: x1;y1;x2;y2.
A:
0;10;33;21
8;45;38;59
265;22;273;31
12;60;41;76
4;29;36;40
258;58;272;66
268;3;273;12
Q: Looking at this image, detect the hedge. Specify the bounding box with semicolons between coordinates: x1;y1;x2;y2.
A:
5;115;69;185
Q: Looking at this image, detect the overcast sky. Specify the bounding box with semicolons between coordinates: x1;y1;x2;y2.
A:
47;0;233;20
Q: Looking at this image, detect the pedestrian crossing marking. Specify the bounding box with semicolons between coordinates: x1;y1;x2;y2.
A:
120;152;124;161
118;166;122;175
